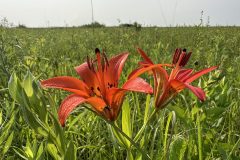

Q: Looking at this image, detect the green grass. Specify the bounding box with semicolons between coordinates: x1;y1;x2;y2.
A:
0;26;240;159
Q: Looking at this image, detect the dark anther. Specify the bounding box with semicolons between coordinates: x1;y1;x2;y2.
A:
107;82;114;88
104;106;111;111
97;87;100;91
87;56;91;69
91;87;94;91
183;48;187;52
194;61;199;66
95;48;100;54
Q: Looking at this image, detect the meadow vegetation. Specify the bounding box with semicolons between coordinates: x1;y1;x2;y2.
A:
0;26;240;159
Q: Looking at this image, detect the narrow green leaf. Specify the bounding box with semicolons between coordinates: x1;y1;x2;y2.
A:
133;124;146;143
0;109;2;125
2;131;14;155
8;73;23;104
191;107;199;116
144;94;151;124
0;111;15;146
169;137;187;160
48;112;66;154
163;112;173;158
20;106;48;137
13;148;28;160
127;150;134;160
24;146;34;159
206;107;225;120
20;88;48;137
64;141;76;160
122;99;132;147
32;80;48;122
109;124;125;148
67;112;85;130
23;71;34;97
35;142;44;160
168;105;187;123
47;143;61;160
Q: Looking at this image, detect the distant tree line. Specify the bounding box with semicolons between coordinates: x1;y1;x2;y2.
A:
119;22;142;31
2;17;236;29
80;21;142;30
80;21;106;28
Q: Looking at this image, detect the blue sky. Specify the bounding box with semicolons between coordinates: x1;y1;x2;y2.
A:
0;0;239;27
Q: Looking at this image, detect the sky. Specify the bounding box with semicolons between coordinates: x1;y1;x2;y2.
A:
0;0;239;27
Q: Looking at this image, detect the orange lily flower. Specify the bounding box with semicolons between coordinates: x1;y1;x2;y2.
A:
41;48;153;126
129;48;217;109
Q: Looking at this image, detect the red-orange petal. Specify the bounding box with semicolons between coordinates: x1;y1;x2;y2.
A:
86;97;107;112
170;79;186;92
128;64;170;81
170;80;206;101
41;76;89;97
128;67;143;80
155;79;185;108
75;62;101;95
105;88;126;119
185;66;218;83
175;69;193;81
122;77;153;94
106;53;129;85
184;83;206;101
137;48;154;64
58;94;86;127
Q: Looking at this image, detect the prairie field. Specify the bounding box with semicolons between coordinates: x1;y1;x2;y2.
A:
0;26;240;159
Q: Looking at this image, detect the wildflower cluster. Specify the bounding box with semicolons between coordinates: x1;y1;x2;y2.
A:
41;48;217;126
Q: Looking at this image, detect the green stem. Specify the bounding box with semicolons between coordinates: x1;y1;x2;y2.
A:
111;121;129;149
227;138;240;160
84;105;151;160
134;102;171;143
163;111;173;160
134;109;157;142
109;121;151;160
127;149;134;160
165;111;176;160
197;112;203;160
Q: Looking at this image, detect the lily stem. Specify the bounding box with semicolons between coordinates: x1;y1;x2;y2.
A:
108;121;151;160
134;109;157;142
197;111;203;160
84;105;151;160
